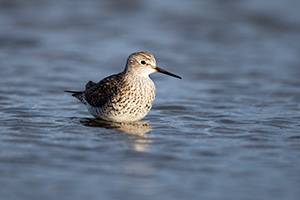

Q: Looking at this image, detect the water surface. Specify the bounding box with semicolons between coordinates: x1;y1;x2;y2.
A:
1;0;300;200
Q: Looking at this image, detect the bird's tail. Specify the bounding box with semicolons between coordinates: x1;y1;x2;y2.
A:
64;90;86;104
64;90;82;95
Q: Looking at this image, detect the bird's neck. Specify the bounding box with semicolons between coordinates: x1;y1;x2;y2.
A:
124;69;150;79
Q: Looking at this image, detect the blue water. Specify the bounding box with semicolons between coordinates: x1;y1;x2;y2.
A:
1;0;300;200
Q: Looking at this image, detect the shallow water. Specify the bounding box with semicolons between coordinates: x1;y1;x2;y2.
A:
1;0;300;200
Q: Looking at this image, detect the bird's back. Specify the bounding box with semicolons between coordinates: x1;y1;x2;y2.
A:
83;73;124;108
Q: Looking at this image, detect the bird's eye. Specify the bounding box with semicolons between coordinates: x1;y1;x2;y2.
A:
141;60;146;65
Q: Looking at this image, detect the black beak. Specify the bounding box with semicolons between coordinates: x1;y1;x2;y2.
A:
155;66;182;79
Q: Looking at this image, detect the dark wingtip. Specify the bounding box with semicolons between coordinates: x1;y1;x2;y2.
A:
64;90;74;93
64;90;79;93
65;91;84;101
64;90;83;95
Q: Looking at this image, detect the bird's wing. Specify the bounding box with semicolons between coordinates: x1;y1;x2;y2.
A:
85;80;96;90
84;73;123;107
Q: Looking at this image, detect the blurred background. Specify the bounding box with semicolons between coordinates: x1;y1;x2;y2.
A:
0;0;300;200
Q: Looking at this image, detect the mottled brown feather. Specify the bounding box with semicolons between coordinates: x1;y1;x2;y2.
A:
85;80;96;90
83;72;124;107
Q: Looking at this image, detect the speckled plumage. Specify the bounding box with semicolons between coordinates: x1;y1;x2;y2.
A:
66;51;181;122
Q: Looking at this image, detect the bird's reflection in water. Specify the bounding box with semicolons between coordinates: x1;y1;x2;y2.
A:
79;118;154;152
79;118;153;136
